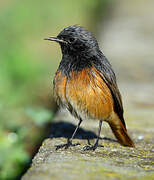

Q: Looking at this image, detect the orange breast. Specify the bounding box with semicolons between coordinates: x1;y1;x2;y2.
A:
54;66;114;120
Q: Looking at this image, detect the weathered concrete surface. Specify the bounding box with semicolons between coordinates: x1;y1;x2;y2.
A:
22;82;154;180
22;137;154;180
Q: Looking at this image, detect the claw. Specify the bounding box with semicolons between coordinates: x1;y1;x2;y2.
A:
55;139;80;150
83;144;104;151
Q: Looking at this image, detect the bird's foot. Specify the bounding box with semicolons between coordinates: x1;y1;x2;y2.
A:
83;144;104;151
55;139;80;150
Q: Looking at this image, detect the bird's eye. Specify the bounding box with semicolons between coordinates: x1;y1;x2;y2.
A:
68;37;76;43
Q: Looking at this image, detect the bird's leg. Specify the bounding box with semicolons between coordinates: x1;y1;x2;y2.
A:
83;120;103;151
56;118;82;150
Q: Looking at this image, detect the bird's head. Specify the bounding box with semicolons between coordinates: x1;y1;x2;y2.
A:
45;25;99;55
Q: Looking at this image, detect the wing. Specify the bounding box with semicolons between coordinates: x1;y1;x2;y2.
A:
93;54;126;129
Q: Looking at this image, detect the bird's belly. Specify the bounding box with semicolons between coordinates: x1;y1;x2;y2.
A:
54;67;114;120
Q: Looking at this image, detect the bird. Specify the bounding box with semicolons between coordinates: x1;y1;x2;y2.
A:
45;25;135;150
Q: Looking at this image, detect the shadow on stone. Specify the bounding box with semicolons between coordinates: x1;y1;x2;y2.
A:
49;121;117;143
50;121;97;139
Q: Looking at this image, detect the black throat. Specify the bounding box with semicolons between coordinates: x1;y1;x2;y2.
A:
58;49;94;76
58;54;92;76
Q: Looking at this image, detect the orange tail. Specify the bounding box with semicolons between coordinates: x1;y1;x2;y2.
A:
108;120;135;147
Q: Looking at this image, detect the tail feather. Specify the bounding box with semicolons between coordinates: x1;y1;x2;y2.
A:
108;120;135;147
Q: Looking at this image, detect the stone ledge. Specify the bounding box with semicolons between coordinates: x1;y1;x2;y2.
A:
22;109;154;180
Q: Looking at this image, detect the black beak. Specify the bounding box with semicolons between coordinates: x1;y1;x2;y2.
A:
44;37;67;44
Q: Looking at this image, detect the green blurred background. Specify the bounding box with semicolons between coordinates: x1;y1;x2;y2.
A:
1;0;154;179
0;0;111;179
